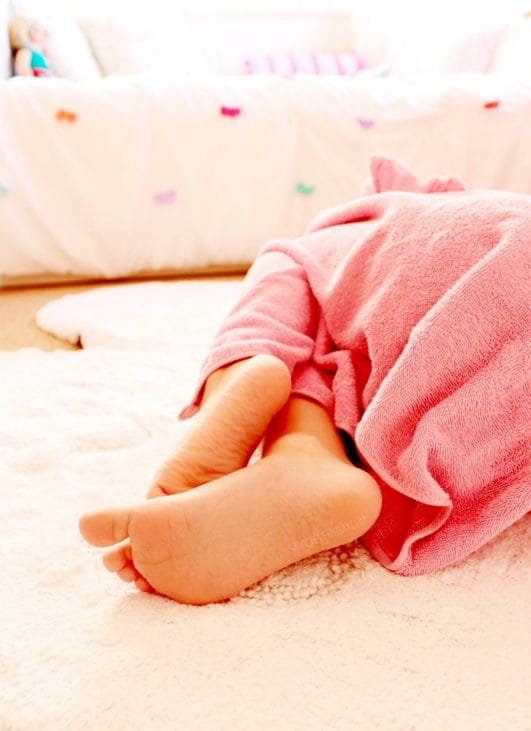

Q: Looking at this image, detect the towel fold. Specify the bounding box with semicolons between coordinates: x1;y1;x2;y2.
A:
180;156;531;575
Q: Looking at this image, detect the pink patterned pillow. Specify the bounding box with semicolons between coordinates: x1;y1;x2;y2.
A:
242;51;365;76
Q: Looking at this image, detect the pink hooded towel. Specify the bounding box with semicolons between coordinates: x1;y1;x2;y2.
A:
181;157;531;576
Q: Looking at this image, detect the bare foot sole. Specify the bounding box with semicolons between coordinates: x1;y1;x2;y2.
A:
148;354;291;497
79;435;382;605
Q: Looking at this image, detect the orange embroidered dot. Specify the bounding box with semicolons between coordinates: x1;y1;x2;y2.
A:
55;109;78;123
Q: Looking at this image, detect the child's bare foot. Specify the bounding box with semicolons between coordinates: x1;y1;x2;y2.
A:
147;355;291;498
79;434;382;605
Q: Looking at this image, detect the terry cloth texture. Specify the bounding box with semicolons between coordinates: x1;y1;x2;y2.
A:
181;156;531;576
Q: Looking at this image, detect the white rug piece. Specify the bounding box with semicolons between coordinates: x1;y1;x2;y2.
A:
0;281;529;730
36;279;244;350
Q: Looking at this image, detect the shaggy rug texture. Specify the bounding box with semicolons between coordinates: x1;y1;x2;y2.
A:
1;280;529;730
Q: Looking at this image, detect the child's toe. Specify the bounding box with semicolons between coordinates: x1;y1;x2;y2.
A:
102;541;153;589
102;540;132;572
117;565;138;583
135;576;155;593
79;505;134;547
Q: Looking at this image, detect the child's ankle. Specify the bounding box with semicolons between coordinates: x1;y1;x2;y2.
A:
263;431;350;463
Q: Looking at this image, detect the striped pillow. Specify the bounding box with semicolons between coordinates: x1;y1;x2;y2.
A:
243;51;365;76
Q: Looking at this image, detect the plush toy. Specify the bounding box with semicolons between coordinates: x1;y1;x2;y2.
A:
9;16;53;77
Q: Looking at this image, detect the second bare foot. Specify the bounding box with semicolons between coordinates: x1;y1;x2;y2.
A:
80;435;382;605
148;354;291;497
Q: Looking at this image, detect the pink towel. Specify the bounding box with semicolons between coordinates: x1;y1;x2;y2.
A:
180;157;531;576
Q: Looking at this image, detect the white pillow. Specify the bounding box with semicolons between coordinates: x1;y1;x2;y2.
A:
78;9;212;79
9;1;102;80
490;15;531;77
43;14;103;81
350;0;516;75
386;17;510;75
430;22;509;73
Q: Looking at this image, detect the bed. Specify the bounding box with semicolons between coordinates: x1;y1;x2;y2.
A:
1;72;530;286
2;1;530;285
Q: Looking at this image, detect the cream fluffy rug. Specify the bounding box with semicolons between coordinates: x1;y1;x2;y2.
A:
1;281;529;730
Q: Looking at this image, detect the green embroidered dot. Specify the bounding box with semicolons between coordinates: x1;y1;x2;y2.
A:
0;182;9;196
296;182;314;195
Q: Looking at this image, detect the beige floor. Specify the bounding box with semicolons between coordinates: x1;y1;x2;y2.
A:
0;282;149;351
0;276;243;351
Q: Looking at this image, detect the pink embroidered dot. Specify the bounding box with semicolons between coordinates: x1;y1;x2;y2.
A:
356;116;375;129
220;106;241;118
153;189;176;205
484;100;500;109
